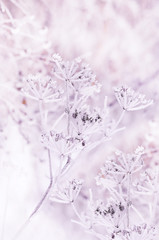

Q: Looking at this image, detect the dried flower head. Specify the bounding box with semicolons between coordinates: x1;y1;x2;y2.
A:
96;147;144;190
52;54;100;96
41;130;85;155
50;179;83;204
133;167;159;197
123;224;157;240
22;74;62;102
71;107;102;138
114;86;153;111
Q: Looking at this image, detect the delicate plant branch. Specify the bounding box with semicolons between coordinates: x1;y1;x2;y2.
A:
29;149;53;219
126;172;131;228
131;205;145;222
114;109;126;130
65;79;71;135
71;202;84;223
39;99;44;129
150;168;159;225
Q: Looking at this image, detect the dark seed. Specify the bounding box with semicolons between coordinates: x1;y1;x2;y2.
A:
112;233;115;239
119;204;124;211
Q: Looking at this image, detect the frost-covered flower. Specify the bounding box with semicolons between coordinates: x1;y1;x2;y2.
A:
81;198;126;239
52;54;94;82
114;86;153;111
71;107;102;137
90;200;125;224
96;147;144;189
122;224;157;240
52;54;100;96
41;131;86;175
133;167;159;196
50;179;83;204
95;159;120;189
22;74;62;102
41;130;85;155
115;147;144;174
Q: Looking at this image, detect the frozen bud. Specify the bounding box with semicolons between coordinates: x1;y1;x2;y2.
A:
75;57;82;63
69;179;83;201
119;202;125;211
41;132;50;144
135;146;145;156
51;53;63;62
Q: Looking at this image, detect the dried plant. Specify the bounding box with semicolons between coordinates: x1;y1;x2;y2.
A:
10;52;156;240
1;1;159;240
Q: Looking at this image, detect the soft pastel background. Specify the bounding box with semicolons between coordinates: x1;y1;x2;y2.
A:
0;0;159;239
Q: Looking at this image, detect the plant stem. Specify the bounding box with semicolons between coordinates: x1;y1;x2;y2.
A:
114;110;125;130
13;149;53;240
150;168;159;225
66;79;70;135
28;149;53;219
131;205;144;222
71;202;83;223
126;172;131;228
39;99;45;130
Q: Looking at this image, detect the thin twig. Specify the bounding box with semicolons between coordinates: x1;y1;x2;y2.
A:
114;110;126;130
71;202;83;223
